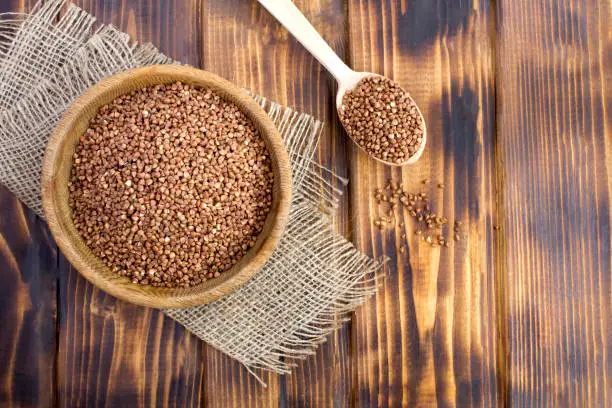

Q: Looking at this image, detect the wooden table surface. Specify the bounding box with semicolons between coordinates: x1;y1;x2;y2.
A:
1;0;609;407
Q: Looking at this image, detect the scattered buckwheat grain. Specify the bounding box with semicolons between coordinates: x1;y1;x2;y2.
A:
372;179;463;249
338;76;424;164
69;82;274;288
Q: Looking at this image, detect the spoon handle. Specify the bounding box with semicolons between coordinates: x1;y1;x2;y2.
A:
257;0;352;81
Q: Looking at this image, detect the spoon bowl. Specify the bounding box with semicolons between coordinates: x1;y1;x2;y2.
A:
335;71;427;166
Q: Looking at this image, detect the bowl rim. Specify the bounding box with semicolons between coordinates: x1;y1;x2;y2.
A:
41;65;292;309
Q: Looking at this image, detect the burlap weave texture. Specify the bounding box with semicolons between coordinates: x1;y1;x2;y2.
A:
0;1;381;384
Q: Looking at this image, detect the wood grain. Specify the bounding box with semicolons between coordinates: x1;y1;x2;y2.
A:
271;1;355;405
345;0;500;406
1;0;610;406
0;190;58;408
496;0;611;405
72;0;200;66
58;265;205;407
198;0;351;405
56;1;207;406
0;2;58;407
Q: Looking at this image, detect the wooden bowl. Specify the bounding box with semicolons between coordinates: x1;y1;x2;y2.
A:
41;65;292;309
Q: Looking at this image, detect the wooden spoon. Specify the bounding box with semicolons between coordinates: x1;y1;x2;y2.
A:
258;0;426;166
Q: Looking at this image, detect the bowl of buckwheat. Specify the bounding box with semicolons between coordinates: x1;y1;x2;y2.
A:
41;65;292;308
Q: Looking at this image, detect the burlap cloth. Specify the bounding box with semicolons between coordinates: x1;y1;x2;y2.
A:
0;1;382;384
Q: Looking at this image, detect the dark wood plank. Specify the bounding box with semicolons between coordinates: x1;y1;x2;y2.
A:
202;347;279;408
56;1;205;407
198;0;351;405
271;1;354;406
58;267;204;407
0;192;58;408
496;0;611;405
345;0;500;406
73;0;200;66
0;2;58;407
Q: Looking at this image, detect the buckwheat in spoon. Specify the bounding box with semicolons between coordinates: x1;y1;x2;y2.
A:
258;0;426;166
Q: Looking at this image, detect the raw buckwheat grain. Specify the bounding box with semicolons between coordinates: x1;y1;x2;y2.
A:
69;82;274;288
339;76;424;164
